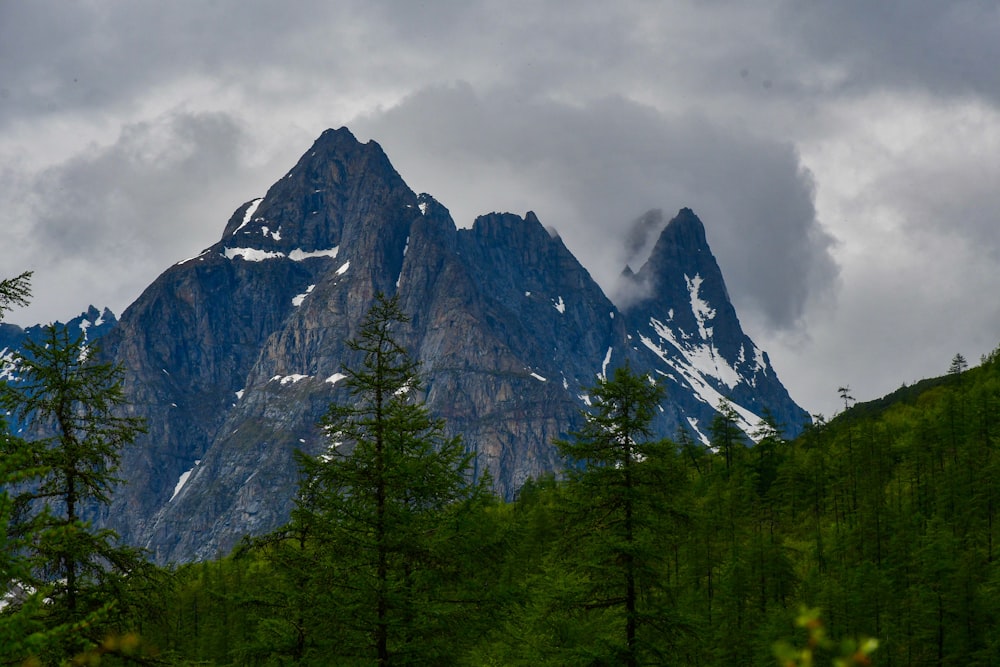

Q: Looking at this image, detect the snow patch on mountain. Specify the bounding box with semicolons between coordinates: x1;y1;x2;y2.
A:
270;374;310;385
601;347;613;380
639;324;761;439
648;317;741;389
170;460;201;502
233;198;263;235
0;348;17;383
685;274;716;339
222;246;340;262
289;247;339;261
325;373;347;386
292;285;315;307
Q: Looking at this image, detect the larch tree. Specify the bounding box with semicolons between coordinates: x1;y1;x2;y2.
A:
284;293;491;665
0;320;152;660
552;364;689;666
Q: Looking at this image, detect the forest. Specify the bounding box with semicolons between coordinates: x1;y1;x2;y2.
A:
3;271;999;665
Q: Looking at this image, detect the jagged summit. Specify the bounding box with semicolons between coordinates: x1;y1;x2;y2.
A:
622;208;807;441
218;127;413;258
15;128;808;563
628;208;738;343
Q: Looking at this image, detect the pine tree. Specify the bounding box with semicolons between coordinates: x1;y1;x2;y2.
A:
0;271;32;317
552;364;689;666
0;321;152;659
0;271;55;661
282;293;490;665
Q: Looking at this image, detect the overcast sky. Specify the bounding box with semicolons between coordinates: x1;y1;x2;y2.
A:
2;1;998;419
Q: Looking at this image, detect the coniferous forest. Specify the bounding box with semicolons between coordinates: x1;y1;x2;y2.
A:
4;274;1000;665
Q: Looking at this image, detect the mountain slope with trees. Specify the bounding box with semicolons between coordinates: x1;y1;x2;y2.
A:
137;340;1000;665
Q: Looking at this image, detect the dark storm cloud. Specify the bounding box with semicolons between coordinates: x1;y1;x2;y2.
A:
780;1;1000;101
353;83;837;330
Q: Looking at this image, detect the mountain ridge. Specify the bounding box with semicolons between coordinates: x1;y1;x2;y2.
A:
5;127;809;563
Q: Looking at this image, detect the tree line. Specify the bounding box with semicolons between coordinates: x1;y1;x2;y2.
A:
3;273;999;664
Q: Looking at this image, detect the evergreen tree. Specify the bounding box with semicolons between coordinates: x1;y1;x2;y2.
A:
0;271;55;661
0;322;152;659
551;365;689;666
280;293;491;665
0;271;32;317
709;398;746;471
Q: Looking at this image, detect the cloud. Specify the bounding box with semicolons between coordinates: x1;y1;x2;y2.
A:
353;83;838;331
4;111;271;323
779;2;1000;103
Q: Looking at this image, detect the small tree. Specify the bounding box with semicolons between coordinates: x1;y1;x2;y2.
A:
0;322;150;658
949;353;968;377
710;398;747;471
552;364;688;666
0;271;32;317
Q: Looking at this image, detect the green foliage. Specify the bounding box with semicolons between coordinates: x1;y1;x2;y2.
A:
774;606;878;666
240;293;496;666
539;366;689;665
0;319;155;663
135;350;1000;664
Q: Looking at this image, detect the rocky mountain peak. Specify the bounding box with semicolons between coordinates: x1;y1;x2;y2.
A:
12;129;810;563
621;208;808;441
219;127;414;257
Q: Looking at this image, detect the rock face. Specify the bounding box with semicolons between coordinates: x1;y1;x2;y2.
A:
11;128;809;563
1;306;118;434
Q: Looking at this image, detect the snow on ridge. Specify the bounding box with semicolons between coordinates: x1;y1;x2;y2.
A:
233;198;263;235
176;249;211;265
685;274;716;340
686;417;710;446
530;372;547;382
336;260;350;275
222;246;340;262
639;324;761;440
649;317;741;389
553;296;566;314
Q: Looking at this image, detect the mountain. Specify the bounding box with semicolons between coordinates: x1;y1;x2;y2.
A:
8;128;808;563
1;306;117;434
620;208;804;439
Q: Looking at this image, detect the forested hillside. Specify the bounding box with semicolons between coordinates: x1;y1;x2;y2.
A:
5;273;1000;664
130;346;1000;665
